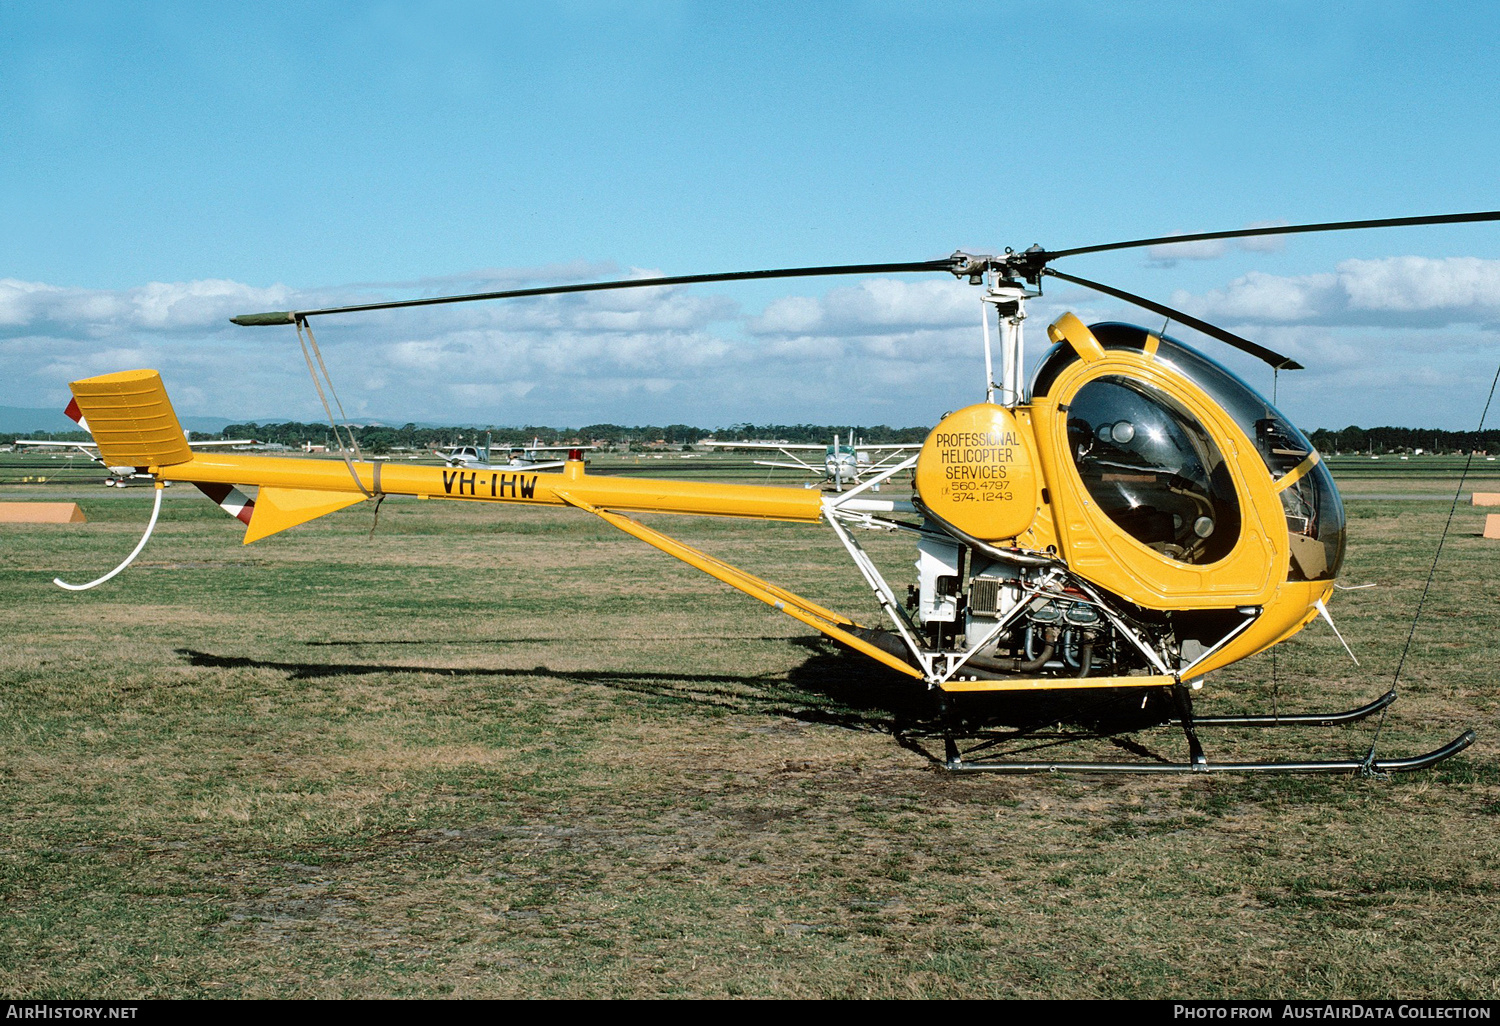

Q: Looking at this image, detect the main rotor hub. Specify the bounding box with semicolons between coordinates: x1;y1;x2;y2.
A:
946;247;1049;285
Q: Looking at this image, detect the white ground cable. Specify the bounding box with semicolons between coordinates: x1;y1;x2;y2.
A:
54;483;162;591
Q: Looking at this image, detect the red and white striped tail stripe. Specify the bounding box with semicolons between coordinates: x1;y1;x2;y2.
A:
194;482;256;526
64;397;89;432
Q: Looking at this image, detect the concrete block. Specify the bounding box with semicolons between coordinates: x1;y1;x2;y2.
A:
0;502;86;524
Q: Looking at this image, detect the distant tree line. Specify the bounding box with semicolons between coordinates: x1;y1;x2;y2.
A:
6;422;1496;455
1;430;92;444
720;424;931;445
1307;426;1500;455
206;421;933;453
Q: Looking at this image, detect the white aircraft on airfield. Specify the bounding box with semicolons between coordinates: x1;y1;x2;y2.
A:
709;433;921;491
18;398;253;487
435;433;595;472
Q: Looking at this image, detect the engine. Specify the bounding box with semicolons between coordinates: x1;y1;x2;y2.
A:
909;531;1172;681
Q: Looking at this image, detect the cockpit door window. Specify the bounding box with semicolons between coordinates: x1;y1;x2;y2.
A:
1066;376;1242;565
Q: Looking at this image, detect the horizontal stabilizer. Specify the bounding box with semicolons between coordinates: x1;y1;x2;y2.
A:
243;486;365;544
68;370;193;469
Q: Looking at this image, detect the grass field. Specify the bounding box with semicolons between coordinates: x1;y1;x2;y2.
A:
2;461;1498;999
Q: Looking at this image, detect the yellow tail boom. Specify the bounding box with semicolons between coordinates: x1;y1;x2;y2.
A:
67;370;825;541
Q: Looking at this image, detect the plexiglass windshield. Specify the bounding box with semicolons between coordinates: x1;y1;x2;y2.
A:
1035;322;1346;581
1067;376;1241;564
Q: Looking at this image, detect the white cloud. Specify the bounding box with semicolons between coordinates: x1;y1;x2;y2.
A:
1238;220;1290;253
749;278;977;336
0;278;295;335
1146;220;1291;264
6;257;1499;431
1146;237;1228;263
1171;270;1340;322
752;295;823;334
566;291;737;332
0;265;783;425
1337;256;1500;312
1170;257;1500;326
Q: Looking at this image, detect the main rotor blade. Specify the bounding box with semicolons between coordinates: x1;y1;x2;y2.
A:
1041;267;1304;370
231;259;955;325
1044;209;1500;262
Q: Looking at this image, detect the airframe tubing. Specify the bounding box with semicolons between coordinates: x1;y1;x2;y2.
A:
943;729;1475;774
553;490;925;680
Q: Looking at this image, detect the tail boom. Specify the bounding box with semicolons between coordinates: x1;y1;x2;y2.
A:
68;369;824;543
164;452;824;531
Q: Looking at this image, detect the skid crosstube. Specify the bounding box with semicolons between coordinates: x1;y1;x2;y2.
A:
942;730;1475;774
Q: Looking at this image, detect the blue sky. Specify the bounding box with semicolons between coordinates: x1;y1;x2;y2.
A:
5;2;1500;430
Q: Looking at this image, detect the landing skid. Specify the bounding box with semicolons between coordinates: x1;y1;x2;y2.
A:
1180;688;1398;728
940;731;1475;774
928;685;1476;775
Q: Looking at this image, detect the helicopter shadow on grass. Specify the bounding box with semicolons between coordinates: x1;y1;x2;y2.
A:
174;640;917;735
176;635;1181;765
300;634;802;648
782;638;1183;765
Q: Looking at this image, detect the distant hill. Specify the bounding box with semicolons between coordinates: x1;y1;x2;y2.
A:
0;405;236;435
0;405;85;433
182;416;239;435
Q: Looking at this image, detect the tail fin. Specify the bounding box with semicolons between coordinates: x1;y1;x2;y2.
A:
68;370;193;469
243;487;365;544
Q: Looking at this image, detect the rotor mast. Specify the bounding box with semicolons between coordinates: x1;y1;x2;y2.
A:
983;277;1031;408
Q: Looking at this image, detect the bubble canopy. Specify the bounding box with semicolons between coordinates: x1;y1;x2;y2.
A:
1032;323;1345;581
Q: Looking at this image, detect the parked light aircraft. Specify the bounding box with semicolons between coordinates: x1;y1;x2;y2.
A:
19;399;252;486
711;434;920;490
437;433;594;472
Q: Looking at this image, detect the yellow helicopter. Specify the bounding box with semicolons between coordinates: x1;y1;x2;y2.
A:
55;212;1496;774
